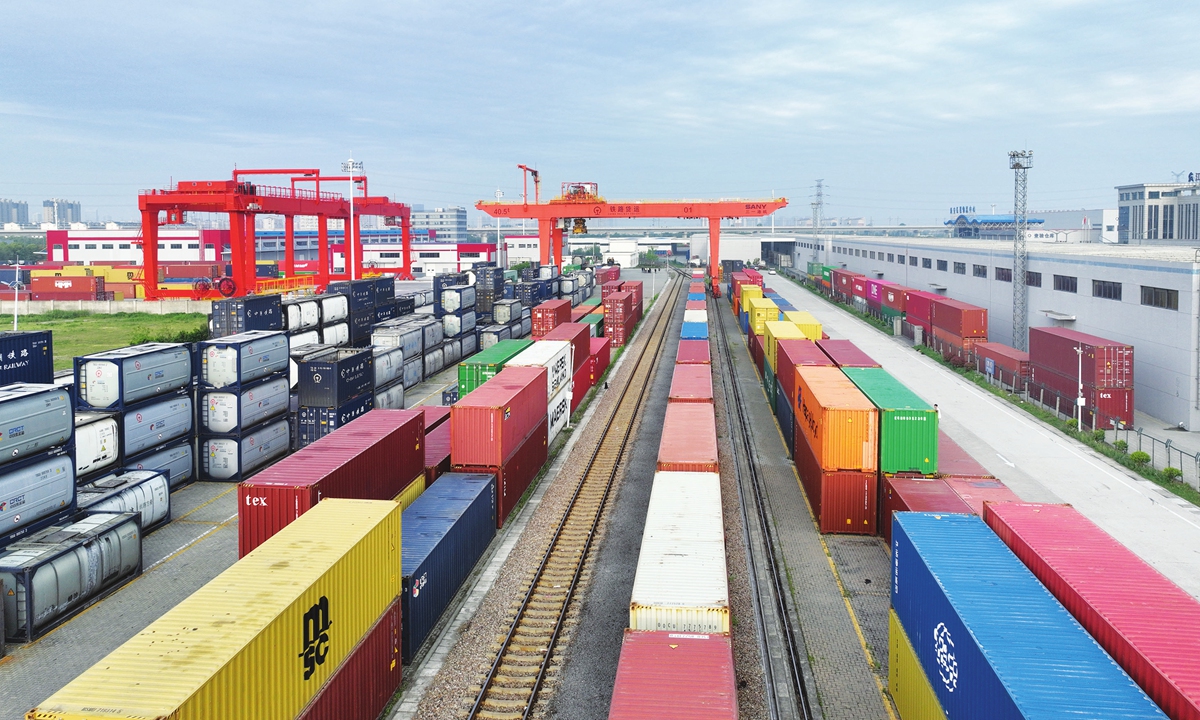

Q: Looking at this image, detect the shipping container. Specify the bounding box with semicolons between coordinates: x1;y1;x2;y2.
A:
683;309;708;325
77;469;170;532
888;609;948;720
294;599;402;720
395;294;416;316
401;473;496;663
974;342;1030;382
942;476;1022;515
297;348;373;408
289;344;337;389
830;268;862;298
75;344;191;410
506;341;572;399
454;418;547;527
668;364;712;404
199;331;289;389
775;340;834;405
125;440;194;489
450;365;547;468
657;403;718;473
570;361;590;414
0;331;53;386
764;321;807;372
903;290;941;331
548;384;571;445
590;337;611;382
349;307;375;343
327;279;376;311
937;432;992;478
681;321;708;341
320;322;350;347
891;512;1167;720
211;295;283;337
0;512;141;643
541;323;590;372
816;339;879;368
458;339;533;396
283;298;321;332
120;394;193;459
0;453;75;544
780;310;821;340
371;322;424;359
30;275;104;294
882;476;972;545
297;393;374;447
793;427;876;534
532;299;571;338
199;375;289;434
984;502;1200;720
402;356;423;389
74;411;118;477
685;300;706;311
775;376;795;457
28;499;401;720
374;380;405;410
676;339;711;365
794;366;877;472
842;367;937;475
1028;365;1134;428
200;418;290;482
930;297;988;338
424;421;452;484
746;297;778;335
607;630;737;720
630;472;728;632
1029;326;1133;389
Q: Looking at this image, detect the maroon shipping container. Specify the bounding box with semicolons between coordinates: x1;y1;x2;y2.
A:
571;362;590;414
984;502;1200;720
882;476;973;544
601;280;625;299
424;421;452;484
30;276;105;293
532;299;571;338
794;424;877;534
595;265;621;284
668;363;713;404
775;339;835;404
450;365;547;467
604;291;636;323
851;276;867;299
542;322;590;372
676;339;711;365
930;296;988;338
865;279;898;310
937;431;992;478
881;284;908;313
421;404;451;432
237;409;425;556
622;280;644;310
751;333;765;374
456;417;548;527
903;290;940;330
589;337;611;382
609;314;638;348
608;630;737;720
686;300;706;311
830;269;861;298
943;475;1021;515
930;325;983;360
1029;326;1133;389
657;402;718;473
974;342;1030;380
31;291;104;300
295;599;401;720
816;339;879;368
1028;365;1134;428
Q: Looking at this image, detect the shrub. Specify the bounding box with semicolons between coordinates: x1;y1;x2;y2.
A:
949;356;967;368
1130;451;1151;466
1163;467;1183;482
1092;429;1107;442
1065;419;1078;431
1114;440;1128;454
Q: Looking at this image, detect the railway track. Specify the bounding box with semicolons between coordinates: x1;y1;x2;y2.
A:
466;270;685;720
710;289;814;720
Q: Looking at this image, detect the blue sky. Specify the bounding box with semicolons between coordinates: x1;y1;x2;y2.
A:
1;0;1196;225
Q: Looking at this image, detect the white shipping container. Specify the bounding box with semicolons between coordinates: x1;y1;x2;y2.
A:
74;412;119;477
76;469;171;531
629;472;728;633
548;384;571;446
372;346;405;389
199;377;290;434
683;310;708;324
507;340;572;399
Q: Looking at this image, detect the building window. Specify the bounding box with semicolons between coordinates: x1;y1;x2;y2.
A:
157;244;165;249
887;253;894;262
419;252;439;258
937;259;948;271
922;257;932;269
101;244;113;249
1053;274;1077;293
909;256;918;266
380;252;400;258
1149;191;1160;199
460;252;481;258
1093;280;1122;300
855;249;861;256
119;244;131;249
995;267;1013;282
972;264;986;278
170;243;183;249
869;251;877;259
953;262;966;274
188;243;199;249
1141;285;1178;310
1027;271;1042;287
84;243;97;249
67;244;79;250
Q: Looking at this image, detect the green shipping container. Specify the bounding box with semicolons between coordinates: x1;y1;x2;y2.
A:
841;367;938;474
582;313;604;336
763;360;776;410
881;306;904;321
821;266;833;284
582;297;602;307
457;339;534;395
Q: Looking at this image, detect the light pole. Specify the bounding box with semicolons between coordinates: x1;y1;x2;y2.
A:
11;260;22;331
495;188;504;266
342;157;363;280
1076;344;1084;428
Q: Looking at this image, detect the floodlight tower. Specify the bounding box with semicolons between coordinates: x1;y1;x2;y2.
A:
1009;151;1033;351
811;179;824;263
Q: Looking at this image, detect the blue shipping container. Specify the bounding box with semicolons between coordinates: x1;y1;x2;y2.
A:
687;293;705;301
681;322;709;341
774;376;794;458
739;312;749;335
401;473;497;663
891;512;1167;720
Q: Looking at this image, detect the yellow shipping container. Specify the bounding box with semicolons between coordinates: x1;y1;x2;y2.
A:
889;609;948;720
28;499;401;720
782;310;822;340
764;320;807;372
99;267;141;283
393;473;426;510
31;267;96;278
746;297;778;336
739;283;763;310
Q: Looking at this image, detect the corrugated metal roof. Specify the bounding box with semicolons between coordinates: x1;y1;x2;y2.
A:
842;367;933;411
608;630;737;720
402;473;495;572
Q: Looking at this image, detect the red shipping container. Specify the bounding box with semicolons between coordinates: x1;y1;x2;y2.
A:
424;421;452;484
830;269;862;298
816;339;879;368
237;409;425;556
295;599;401;720
30;276;104;293
744;268;763;282
622;280;644;309
571;362;590;414
422;405;451;432
668;364;713;404
601;280;625;299
930;325;983;359
450;365;548;467
776;339;835;404
689;283;705;294
865;279;898;309
532;299;571;338
595;265;621;284
608;630;737;720
794;425;877;534
975;342;1030;380
589;337;611;382
903;290;940;331
686;300;706;311
31;291;103;300
657;403;718;473
937;431;992;478
881;284;908;313
676;339;711;365
882;476;973;544
930;297;988;338
1029;326;1133;389
943;475;1021;515
609;314;638;348
570;306;590;322
751;333;765;374
456;417;548;527
1028;365;1134;428
985;502;1200;720
604;291;636;324
851;276;867;299
542;322;590;372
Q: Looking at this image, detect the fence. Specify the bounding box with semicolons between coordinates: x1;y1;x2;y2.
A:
1110;425;1200;490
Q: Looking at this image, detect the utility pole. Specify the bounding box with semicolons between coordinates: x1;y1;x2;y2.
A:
342;156;363;281
1009;151;1032;351
811;180;825;263
495;188;504;265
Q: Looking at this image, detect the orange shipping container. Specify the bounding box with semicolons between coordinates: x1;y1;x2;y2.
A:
794;366;878;473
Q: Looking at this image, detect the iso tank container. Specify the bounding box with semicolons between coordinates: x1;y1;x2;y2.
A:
657;403;718;473
882;476;972;545
433;272;470;317
75;344;191;410
401;473;497;663
776;339;834;405
608;630;737;720
120;394;193;459
794;427;877;534
542;322;590;372
29;499;400;720
458;339;533;396
372;322;424;359
289;329;321;350
532;299;571;338
681;322;708;340
942;476;1021;515
937;431;993;478
373;345;404;389
402;356;424;389
816;339;878;368
454;419;547;528
450;366;547;468
374;380;405;410
442;310;476;338
0;453;75;545
441;284;476;313
238;409;424;556
73;411;118;477
320;322;350;347
317;293;350;324
125;440;193;489
764;321;806;372
200;418;290;482
199;375;289;434
199;330;288;389
891;512;1167;720
0;330;53;385
629;472;728;633
297;393;374;448
794;366;877;472
461;332;478;357
842;367;938;475
327;279;376;311
0;512;141;643
423;346;445;378
668;364;713;404
888;609;948;720
479;324;512;350
493;299;523;325
1029;326;1133;388
297;348;373;408
506;341;572;400
443;338;462;366
676;339;711;365
283;298;320;332
548;385;571;445
77;469;170;532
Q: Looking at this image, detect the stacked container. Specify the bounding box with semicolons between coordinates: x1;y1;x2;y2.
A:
372;344;406;410
773;339;836;458
458;339;533;396
0;384;76;548
295;348;375;448
532;299;571;338
842;367;938;475
210;295;283;339
1029;326;1134;428
929;296;988;358
605;291;638;347
506;341;573;446
315;292;351;346
440;283;477;341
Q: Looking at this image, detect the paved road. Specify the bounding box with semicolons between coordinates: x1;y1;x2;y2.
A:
767;278;1200;599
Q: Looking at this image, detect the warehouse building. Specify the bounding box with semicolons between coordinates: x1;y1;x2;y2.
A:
794;235;1200;429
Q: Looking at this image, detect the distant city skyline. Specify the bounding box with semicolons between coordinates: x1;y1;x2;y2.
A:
2;1;1196;227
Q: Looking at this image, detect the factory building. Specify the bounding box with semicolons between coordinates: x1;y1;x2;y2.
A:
411;206;468;242
1117;181;1200;242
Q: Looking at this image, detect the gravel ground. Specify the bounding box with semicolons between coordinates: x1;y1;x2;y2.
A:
414;283;676;720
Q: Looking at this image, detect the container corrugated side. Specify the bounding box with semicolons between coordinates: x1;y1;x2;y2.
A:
793;425;877;534
775;339;834;405
394;472;426;510
842;367;937;474
816;339;879;368
456;339;532;395
888;609;948;720
657;403;718;473
746;297;778;336
668;364;713;404
942;476;1021;515
882;476;972;545
937;431;992;478
630;472;729;633
29;499;402;720
764;321;807;372
454;418;547;528
541;322;590;372
294;599;401;720
607;630;737;720
794;366;877;473
984;502;1200;720
450;366;547;467
891;512;1166;720
780;310;821;340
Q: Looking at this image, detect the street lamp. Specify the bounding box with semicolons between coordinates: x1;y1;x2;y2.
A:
495;188;504;266
342;157;363;281
12;260;22;331
1076;344;1085;428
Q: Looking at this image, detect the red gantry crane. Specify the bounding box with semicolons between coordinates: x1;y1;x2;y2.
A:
475;171;787;281
137;167;413;300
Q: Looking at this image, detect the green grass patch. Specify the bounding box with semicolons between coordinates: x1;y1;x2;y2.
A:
17;311;209;369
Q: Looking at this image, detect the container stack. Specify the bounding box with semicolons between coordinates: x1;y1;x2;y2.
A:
929;297;988;359
372;343;406;410
328;279;381;347
29;275;112;301
440;283;477;345
280;295;322;347
1028;326;1133;428
313;291;352;346
0;384;76;550
295;347;375;448
210;295;283;339
506;341;573;446
457;339;533;396
532;299;571;339
604;291;637;347
433;271;470;318
475;264;505;316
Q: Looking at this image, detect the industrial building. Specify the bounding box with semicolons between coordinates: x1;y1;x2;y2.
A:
1117;181;1200;241
411;206;468;242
